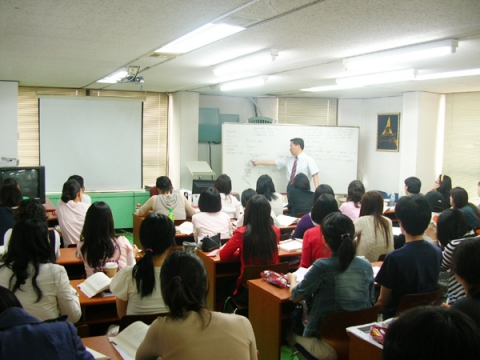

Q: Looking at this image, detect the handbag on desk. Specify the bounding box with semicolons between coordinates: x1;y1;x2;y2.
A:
201;233;221;252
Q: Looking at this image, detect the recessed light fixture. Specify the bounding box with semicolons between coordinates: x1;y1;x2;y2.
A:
214;49;279;76
220;76;268;91
97;69;128;83
343;39;458;70
336;68;417;86
301;84;364;92
155;23;245;55
415;68;480;81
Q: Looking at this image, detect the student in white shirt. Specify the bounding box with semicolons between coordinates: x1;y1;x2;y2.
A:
214;174;242;219
110;214;175;317
192;187;232;242
56;179;90;246
0;219;81;323
256;174;284;216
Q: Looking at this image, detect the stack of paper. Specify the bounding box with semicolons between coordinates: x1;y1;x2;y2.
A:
276;215;299;227
176;221;194;235
278;239;303;252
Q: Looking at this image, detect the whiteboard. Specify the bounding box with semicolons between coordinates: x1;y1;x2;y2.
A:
222;123;359;194
40;97;142;192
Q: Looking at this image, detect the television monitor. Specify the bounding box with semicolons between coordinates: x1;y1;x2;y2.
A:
0;166;46;204
192;179;216;195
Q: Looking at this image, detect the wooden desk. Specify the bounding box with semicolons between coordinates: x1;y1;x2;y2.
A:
82;335;122;360
347;331;382;360
248;279;293;360
58;248;85;279
44;197;56;213
197;248;301;311
71;279;119;327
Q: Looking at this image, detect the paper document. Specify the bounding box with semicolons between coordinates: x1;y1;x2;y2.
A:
293;267;309;283
278;239;303;252
78;272;111;298
276;215;299;227
176;221;194;235
109;321;149;360
85;347;110;360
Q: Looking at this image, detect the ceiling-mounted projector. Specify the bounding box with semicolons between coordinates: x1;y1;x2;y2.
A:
117;75;144;83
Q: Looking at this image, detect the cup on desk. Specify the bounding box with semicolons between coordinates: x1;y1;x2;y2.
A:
105;262;118;278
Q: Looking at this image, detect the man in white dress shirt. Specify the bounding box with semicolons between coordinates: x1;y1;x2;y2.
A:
252;138;319;190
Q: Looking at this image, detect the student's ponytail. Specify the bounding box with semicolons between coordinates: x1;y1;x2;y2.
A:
61;179;81;203
322;212;356;272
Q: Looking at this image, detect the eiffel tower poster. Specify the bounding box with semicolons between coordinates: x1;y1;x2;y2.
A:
377;113;400;152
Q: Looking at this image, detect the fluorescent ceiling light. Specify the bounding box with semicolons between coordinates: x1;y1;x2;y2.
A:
336;68;417;86
97;69;128;83
155;23;245;55
301;84;364;92
220;76;268;91
343;39;458;70
214;49;278;76
416;68;480;81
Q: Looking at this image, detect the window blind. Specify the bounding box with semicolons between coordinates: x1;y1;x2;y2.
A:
278;97;337;125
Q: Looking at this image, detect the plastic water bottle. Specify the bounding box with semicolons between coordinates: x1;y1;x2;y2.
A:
389;193;395;206
168;208;175;222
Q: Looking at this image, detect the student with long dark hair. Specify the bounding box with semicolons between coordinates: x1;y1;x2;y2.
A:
287;212;375;359
300;194;339;268
287;173;314;217
256;174;283;216
136;252;258;359
339;180;365;221
450;187;480;230
291;184;335;239
192;187;232;242
214;174;242;219
236;188;280;227
3;198;61;260
77;202;134;277
354;191;393;262
0;286;94;360
138;176;195;220
220;195;280;294
0;219;81;322
0;183;23;244
56;179;90;246
433;174;452;209
110;214;174;317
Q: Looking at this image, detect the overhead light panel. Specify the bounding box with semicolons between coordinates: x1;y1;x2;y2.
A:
155;23;245;55
416;68;480;81
97;69;128;83
214;49;279;76
336;68;417;86
220;76;268;91
301;84;364;92
343;39;458;70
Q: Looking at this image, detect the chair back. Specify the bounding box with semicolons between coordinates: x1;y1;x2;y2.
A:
119;313;168;332
377;253;386;262
240;262;289;288
395;288;442;316
320;306;381;360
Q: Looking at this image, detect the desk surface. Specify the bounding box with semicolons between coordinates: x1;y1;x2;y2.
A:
58;248;83;266
83;336;122;360
44;198;56;212
71;279;116;307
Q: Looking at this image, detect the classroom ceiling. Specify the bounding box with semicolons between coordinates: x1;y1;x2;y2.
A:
1;0;480;99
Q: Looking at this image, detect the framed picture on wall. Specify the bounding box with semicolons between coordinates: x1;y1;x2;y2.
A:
377;113;400;152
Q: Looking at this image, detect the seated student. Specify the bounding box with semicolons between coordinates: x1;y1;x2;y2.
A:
0;219;81;322
287;173;314;217
3;199;61;260
286;213;375;359
450;237;480;327
292;184;335;239
339;180;365;222
77;202;135;277
192;187;233;242
68;174;91;205
110;214;174;317
0;286;94;360
404;176;421;195
56;179;90;246
0;183;22;244
214;174;242;219
138;176;195;220
136;251;258;360
450;187;480;230
300;194;338;268
375;195;442;319
354;191;394;262
256;174;284;216
220;195;280;296
236;188;280;228
383;306;480;360
433;174;452;209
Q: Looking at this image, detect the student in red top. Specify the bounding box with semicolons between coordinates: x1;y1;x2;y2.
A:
220;195;280;296
300;194;338;268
